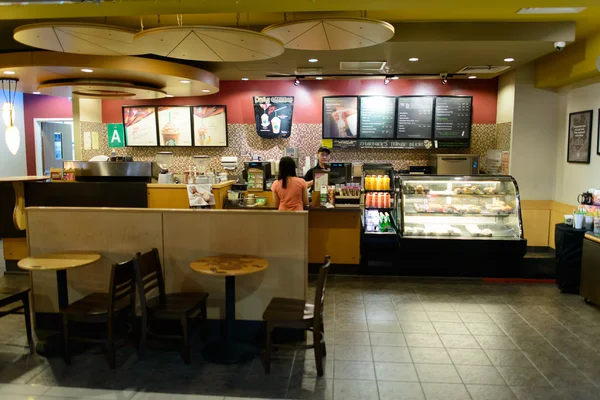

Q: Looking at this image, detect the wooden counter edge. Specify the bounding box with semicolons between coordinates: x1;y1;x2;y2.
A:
147;180;236;190
585;232;600;245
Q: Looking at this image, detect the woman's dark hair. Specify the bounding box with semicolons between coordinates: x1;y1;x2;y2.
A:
278;156;297;189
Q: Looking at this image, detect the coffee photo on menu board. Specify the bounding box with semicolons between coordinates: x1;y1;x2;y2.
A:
323;96;358;139
157;106;193;146
192;106;228;147
122;106;158;146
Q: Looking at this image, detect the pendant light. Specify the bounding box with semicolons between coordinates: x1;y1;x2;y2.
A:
2;78;20;155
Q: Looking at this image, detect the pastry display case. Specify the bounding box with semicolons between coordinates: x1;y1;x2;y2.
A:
398;176;524;240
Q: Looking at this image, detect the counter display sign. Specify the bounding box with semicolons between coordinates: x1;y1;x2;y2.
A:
397;96;434;139
359;96;396;139
323;96;358;139
122;106;158;146
358;140;432;150
157;106;193;146
568;110;593;163
253;96;294;139
332;139;358;149
192;106;228;147
434;96;472;140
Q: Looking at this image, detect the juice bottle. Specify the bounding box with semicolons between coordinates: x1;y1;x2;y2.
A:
383;175;390;190
385;193;390;208
365;175;372;190
365;193;372;208
378;192;384;208
375;175;381;190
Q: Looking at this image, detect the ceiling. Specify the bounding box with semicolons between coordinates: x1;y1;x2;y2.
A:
0;0;595;88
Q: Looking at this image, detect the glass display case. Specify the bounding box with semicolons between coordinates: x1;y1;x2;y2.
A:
398;176;524;240
362;163;396;235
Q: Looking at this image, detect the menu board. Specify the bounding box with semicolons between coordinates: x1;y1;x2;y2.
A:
323;97;358;139
359;96;396;139
396;96;434;139
192;106;228;147
122;106;158;146
434;96;472;139
157;106;193;146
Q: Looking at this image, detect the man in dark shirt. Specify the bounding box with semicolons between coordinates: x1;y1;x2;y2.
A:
304;146;331;190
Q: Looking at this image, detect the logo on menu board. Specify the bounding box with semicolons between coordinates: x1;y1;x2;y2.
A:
253;96;294;139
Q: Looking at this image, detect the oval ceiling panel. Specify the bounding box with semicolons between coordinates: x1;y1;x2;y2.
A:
133;26;285;62
14;23;143;56
262;18;395;51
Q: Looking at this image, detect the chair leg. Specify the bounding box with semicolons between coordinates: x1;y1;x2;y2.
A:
320;321;327;357
62;314;71;365
22;294;34;354
200;300;208;341
313;326;324;377
264;321;272;374
181;316;191;365
138;314;147;359
107;322;116;369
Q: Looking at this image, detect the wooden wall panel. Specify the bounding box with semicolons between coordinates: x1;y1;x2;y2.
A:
309;211;360;264
521;209;550;247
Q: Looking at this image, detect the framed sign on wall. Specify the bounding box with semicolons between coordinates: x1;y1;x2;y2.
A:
157;106;193;146
567;110;593;164
322;96;358;139
122;106;158;147
192;106;228;147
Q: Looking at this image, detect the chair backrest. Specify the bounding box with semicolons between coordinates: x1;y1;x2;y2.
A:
313;255;331;322
107;259;136;321
133;248;166;310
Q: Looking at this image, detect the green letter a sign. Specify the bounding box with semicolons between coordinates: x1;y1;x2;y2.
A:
107;123;124;148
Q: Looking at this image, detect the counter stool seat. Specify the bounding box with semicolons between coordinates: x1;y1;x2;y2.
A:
147;292;209;320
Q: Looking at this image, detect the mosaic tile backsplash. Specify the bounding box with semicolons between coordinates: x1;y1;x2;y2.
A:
81;122;511;174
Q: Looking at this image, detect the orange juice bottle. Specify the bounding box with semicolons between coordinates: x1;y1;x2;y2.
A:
383;175;390;190
365;175;371;190
376;175;383;190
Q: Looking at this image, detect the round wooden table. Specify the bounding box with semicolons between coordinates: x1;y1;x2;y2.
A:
18;252;101;309
190;255;268;364
0;176;48;231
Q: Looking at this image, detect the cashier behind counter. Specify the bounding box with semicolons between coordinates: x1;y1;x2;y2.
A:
304;146;331;190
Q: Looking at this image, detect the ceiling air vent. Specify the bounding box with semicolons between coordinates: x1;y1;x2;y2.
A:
340;61;387;71
456;66;511;74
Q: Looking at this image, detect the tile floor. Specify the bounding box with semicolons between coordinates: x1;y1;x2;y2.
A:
2;275;600;399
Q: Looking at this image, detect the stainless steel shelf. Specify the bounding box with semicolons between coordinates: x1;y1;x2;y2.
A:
405;212;513;217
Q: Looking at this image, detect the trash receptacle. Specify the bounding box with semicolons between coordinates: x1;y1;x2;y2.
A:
555;223;586;294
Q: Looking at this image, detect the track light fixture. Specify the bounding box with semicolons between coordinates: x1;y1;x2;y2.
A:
440;73;448;85
383;76;390;85
294;77;300;86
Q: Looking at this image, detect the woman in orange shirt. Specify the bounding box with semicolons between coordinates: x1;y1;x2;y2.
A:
271;157;308;211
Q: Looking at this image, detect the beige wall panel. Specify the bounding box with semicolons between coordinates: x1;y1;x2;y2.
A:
522;209;550;247
26;208;163;313
162;210;308;321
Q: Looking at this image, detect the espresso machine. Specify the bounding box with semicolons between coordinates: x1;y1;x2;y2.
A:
156;151;174;184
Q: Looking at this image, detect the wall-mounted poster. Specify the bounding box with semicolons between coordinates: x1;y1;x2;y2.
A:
323;96;358;139
434;96;472;140
122;106;158;146
253;96;294;139
157;106;193;146
568;110;593;163
192;106;228;147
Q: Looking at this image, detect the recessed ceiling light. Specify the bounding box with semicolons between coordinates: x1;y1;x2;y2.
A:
504;57;515;62
3;71;16;75
241;77;249;81
166;94;174;97
308;58;318;63
32;91;41;94
469;76;477;79
408;57;419;62
201;89;210;93
517;7;586;14
81;68;93;73
180;80;190;84
315;77;323;80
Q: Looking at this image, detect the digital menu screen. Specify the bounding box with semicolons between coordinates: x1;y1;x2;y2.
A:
359;96;396;139
157;106;193;146
322;97;358;139
396;96;434;139
434;96;472;139
122;106;158;147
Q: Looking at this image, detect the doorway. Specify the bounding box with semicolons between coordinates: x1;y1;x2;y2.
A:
39;121;74;174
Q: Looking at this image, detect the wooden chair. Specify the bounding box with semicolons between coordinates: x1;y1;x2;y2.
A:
0;288;34;353
134;248;208;365
263;255;331;376
61;259;136;368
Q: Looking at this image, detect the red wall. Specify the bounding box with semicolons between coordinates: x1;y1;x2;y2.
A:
102;79;498;125
23;94;73;175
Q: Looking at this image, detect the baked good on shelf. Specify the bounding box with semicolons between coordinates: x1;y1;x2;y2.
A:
454;187;464;195
466;205;481;214
414;203;428;213
481;228;493;237
443;204;458;214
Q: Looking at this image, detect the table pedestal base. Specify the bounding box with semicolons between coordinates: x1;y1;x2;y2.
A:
201;340;258;364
